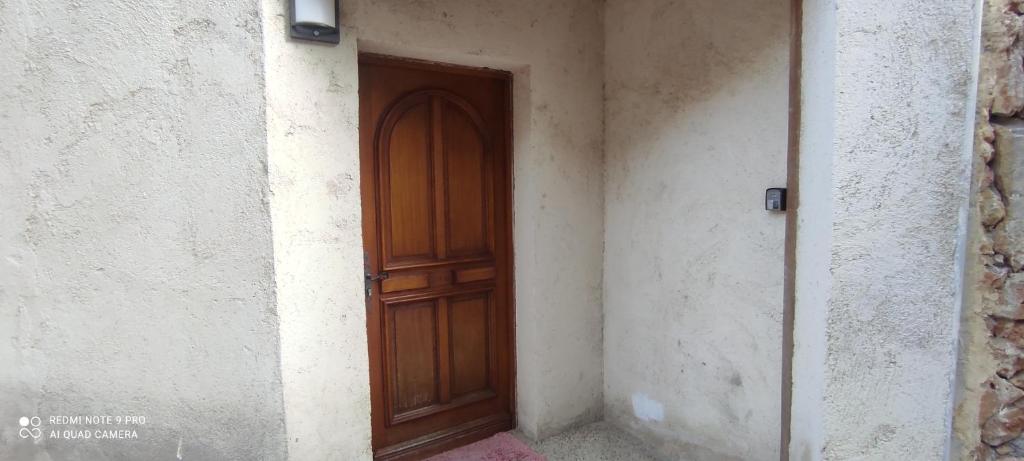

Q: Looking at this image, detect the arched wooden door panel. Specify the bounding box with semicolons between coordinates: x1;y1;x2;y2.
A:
359;54;514;460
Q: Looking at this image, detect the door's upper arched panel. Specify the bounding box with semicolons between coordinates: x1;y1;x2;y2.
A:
377;90;494;267
443;100;492;258
380;98;435;264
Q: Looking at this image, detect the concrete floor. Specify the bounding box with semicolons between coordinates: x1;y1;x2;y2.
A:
513;422;660;461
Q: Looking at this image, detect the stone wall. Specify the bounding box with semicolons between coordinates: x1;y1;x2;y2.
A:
956;0;1024;459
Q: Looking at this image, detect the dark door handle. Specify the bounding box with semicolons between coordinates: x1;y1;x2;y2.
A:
364;271;389;298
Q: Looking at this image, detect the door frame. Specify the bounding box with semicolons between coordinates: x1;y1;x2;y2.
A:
357;52;518;459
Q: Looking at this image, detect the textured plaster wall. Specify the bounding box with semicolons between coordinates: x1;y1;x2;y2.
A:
953;0;1024;459
259;1;372;459
0;1;287;460
602;1;791;460
788;0;836;459
791;0;980;459
264;1;605;457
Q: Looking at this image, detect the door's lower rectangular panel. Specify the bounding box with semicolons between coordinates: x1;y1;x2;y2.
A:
448;292;494;398
390;389;497;425
385;301;440;417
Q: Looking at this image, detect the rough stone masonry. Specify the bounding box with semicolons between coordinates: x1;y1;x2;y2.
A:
956;0;1024;459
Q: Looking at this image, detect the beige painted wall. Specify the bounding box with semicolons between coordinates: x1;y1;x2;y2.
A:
792;0;979;459
0;1;986;460
1;0;287;459
602;1;791;460
260;1;372;459
263;1;606;457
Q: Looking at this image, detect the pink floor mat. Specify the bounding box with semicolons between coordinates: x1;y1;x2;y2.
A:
425;432;546;461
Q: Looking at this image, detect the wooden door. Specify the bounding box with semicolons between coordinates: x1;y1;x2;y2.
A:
359;54;515;460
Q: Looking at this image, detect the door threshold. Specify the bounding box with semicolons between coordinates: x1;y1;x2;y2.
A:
374;413;514;461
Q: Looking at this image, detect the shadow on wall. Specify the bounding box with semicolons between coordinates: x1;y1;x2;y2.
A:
602;0;791;460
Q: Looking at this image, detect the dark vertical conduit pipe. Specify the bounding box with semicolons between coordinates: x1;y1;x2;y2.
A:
780;0;803;459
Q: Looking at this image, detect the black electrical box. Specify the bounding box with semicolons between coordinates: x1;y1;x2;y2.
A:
766;188;787;211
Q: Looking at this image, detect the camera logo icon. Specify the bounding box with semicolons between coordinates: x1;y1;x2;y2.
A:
19;416;42;439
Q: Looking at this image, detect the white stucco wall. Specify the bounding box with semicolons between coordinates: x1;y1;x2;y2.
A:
788;0;835;459
602;1;791;460
790;1;980;459
259;2;372;459
2;1;984;459
264;1;606;457
0;1;287;460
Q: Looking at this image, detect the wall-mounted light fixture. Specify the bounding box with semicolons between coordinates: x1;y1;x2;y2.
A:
290;0;340;44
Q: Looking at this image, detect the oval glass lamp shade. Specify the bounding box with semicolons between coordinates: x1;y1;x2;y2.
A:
295;0;335;28
290;0;339;43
